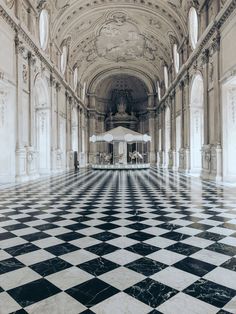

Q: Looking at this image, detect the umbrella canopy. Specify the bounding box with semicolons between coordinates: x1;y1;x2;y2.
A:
90;126;151;143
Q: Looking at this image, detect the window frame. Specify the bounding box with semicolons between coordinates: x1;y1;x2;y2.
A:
189;7;199;50
39;9;49;51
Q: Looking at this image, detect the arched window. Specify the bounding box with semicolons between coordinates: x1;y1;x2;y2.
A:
173;44;180;74
189;7;199;49
39;9;49;51
82;82;86;100
60;45;68;74
156;80;161;101
73;67;78;90
164;66;169;91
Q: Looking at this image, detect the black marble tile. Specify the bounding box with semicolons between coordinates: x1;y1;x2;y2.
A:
166;242;201;256
126;222;150;231
85;243;119;256
66;278;119;307
174;257;216;277
5;243;40;257
207;243;236;256
0;232;16;241
221;257;236;272
196;231;225;241
188;222;213;231
126;257;167;276
66;223;91;231
0;258;25;275
95;223;120;231
91;231;119;241
160;231;190;241
56;231;85;242
9;309;28;314
127;231;155;241
45;243;79;256
125;278;178;308
78;257;119;276
30;257;72;276
8;278;60;307
157;223;181;231
4;224;28;231
183;278;236;308
35;223;58;231
125;243;160;256
22;231;50;242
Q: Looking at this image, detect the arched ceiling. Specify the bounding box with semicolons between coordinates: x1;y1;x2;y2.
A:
95;74;148;114
46;0;194;94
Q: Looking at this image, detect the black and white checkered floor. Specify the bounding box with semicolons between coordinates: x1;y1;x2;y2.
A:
1;168;236;314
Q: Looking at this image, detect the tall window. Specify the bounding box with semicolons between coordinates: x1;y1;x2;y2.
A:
73;67;78;91
156;80;161;101
189;7;199;49
164;66;169;91
39;9;49;51
82;82;86;100
61;45;68;75
173;44;180;74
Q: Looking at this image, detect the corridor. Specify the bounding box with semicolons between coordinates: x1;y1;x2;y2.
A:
0;169;236;313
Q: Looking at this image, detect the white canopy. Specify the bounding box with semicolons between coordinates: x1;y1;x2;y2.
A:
90;126;151;143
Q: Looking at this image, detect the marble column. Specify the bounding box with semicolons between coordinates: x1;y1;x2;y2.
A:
147;109;156;164
15;34;28;182
201;49;211;179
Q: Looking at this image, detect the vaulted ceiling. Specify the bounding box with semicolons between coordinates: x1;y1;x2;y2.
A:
46;0;197;99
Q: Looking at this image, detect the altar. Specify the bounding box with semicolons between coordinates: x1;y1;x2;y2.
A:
90;126;151;170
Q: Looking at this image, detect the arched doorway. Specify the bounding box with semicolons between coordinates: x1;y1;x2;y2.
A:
190;73;204;174
34;76;51;175
165;106;171;168
222;76;236;181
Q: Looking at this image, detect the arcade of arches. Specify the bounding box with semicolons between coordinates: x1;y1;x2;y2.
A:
1;0;236;313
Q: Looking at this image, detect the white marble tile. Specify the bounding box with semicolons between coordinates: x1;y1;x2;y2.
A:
191;249;231;266
204;267;236;290
208;227;235;236
78;227;102;236
151;267;199;291
70;237;100;248
181;237;214;248
111;227;135;236
0;250;11;261
157;292;218;314
0;237;27;250
46;266;93;290
0;292;21;314
91;292;151;314
223;296;236;313
147;249;185;265
0;267;41;290
219;236;236;247
104;249;140;265
25;292;86;314
33;237;64;248
60;249;97;265
99;267;145;290
144;227;169;236
44;227;70;236
144;237;176;248
16;249;54;266
11;227;40;237
108;237;137;248
175;227;201;236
